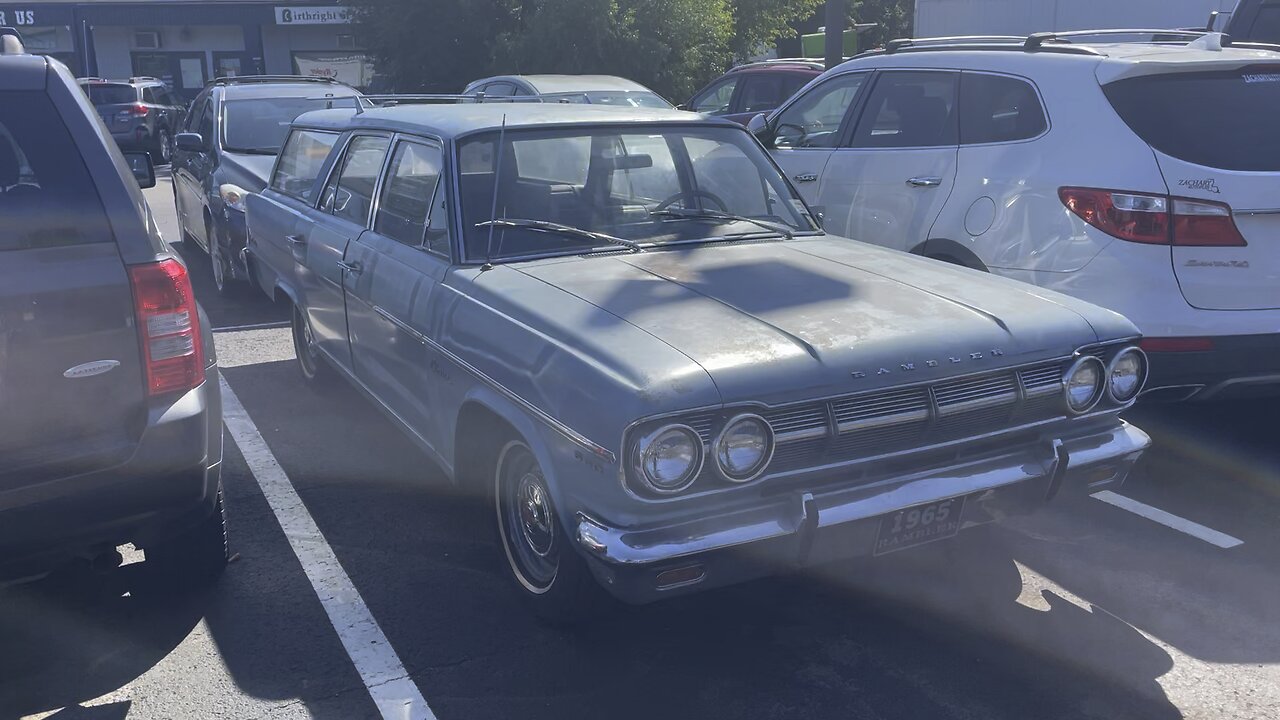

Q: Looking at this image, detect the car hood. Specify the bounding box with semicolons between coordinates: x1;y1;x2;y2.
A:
515;237;1135;406
219;151;276;191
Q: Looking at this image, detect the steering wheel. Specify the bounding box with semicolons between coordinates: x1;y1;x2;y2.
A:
654;189;730;213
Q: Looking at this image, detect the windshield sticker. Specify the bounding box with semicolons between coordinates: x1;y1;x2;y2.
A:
1177;178;1221;194
1242;73;1280;83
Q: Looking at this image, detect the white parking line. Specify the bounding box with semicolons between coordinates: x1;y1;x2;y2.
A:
220;377;437;720
1091;490;1244;549
212;320;290;333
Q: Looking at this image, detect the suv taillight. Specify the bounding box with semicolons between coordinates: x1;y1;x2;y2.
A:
1059;187;1247;247
129;259;205;396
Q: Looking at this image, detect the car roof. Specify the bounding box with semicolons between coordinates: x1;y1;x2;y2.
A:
0;53;47;89
730;61;825;73
295;103;732;139
219;82;363;100
479;74;657;93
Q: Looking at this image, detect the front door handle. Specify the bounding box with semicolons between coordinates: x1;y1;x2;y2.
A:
907;176;943;187
793;173;819;183
286;234;306;245
337;260;363;275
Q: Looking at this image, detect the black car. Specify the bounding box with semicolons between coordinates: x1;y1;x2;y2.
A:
0;28;226;586
79;76;186;165
171;75;362;296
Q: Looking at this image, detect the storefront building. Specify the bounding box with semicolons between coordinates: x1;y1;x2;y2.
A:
0;0;377;99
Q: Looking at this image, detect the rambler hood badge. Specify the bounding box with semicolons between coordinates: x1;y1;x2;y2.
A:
852;349;1004;379
63;360;121;379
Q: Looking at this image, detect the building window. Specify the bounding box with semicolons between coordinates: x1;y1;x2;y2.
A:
336;33;359;50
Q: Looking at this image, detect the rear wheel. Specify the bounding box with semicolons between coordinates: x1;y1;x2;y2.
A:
147;486;228;588
291;303;333;386
494;439;603;623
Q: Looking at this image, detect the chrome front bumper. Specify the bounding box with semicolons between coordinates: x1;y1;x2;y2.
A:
575;421;1149;602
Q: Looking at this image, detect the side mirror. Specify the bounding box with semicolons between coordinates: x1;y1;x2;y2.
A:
175;132;206;153
746;112;771;139
123;151;156;189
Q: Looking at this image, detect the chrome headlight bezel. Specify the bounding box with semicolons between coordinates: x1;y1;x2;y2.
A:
1106;346;1148;404
632;423;704;495
713;413;775;483
1063;355;1106;414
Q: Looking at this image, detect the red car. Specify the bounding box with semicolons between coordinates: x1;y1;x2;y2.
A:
683;59;823;125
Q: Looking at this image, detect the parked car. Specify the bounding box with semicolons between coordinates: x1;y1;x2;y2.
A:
683;59;823;124
461;74;672;107
0;28;226;586
246;102;1149;619
749;30;1280;402
171;75;362;295
1220;0;1280;44
78;75;186;165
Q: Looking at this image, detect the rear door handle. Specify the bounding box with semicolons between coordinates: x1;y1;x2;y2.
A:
286;234;306;245
793;173;819;183
337;260;363;275
907;176;943;187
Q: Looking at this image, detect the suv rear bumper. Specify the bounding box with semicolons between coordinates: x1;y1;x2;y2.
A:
0;368;223;583
576;420;1148;604
1142;332;1280;401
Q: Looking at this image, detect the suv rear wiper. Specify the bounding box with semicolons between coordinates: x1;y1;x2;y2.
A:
649;208;795;240
475;218;643;253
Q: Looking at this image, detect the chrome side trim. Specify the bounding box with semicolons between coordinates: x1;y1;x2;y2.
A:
775;426;829;443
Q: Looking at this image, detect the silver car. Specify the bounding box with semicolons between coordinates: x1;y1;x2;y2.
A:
245;103;1150;620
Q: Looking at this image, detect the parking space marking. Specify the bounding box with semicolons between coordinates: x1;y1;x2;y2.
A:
213;320;290;333
220;377;437;720
1091;490;1244;549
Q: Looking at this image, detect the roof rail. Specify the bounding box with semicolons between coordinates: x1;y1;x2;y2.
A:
0;27;24;55
1024;28;1207;49
884;35;1025;53
207;75;345;88
128;76;162;83
732;58;826;71
1226;40;1280;52
358;93;558;112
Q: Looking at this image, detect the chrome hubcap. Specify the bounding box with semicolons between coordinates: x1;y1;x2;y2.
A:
518;475;554;558
497;445;559;593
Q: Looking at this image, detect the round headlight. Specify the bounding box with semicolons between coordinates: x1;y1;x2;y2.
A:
1107;346;1148;403
714;414;775;483
634;424;703;494
1064;355;1106;414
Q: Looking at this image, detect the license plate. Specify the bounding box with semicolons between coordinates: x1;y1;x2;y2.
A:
873;496;966;556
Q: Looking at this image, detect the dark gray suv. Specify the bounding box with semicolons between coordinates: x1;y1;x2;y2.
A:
0;28;226;587
79;76;186;165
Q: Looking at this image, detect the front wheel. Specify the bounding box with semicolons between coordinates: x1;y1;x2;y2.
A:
209;226;243;297
291;303;333;386
153;128;172;166
494;440;603;623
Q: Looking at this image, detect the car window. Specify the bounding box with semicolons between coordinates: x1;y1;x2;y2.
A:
691;76;738;114
779;73;811;101
197;100;215;145
739;75;785;114
155;87;176;107
86;83;136;105
271;129;341;202
773;72;868;149
0;91;113;251
222;97;360;153
482;83;516;102
375;141;443;248
512;135;591;184
142;87;159;104
323;135;390;226
851;71;959;149
184;97;208;131
959;73;1047;145
1104;65;1280;171
1247;6;1280;41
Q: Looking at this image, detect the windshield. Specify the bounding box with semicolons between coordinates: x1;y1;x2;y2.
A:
457;125;817;263
222;96;360;153
85;84;137;105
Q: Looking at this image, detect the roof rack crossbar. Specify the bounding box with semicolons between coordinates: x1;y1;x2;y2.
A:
207;75;343;88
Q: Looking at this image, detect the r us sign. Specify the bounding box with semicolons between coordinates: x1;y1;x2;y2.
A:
0;9;36;25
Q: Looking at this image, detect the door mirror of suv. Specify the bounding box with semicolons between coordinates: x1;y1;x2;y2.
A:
746;113;773;145
123;151;156;189
175;132;206;153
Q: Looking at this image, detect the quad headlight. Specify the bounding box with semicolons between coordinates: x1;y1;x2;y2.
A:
1107;346;1148;403
714;414;775;483
1064;355;1106;414
634;424;703;494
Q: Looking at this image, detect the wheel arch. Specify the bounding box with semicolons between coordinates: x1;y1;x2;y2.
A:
909;238;990;272
453;389;562;499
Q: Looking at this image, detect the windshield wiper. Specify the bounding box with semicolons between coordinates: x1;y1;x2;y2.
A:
650;208;796;240
475;218;643;253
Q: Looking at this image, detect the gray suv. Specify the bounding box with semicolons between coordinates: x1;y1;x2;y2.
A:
0;28;226;587
79;76;186;165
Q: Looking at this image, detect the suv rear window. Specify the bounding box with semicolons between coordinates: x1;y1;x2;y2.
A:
1104;66;1280;171
85;83;137;105
0;92;113;252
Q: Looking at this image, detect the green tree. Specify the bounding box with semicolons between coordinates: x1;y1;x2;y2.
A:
849;0;913;49
728;0;823;60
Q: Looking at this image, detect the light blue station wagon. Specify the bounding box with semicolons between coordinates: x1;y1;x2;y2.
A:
245;103;1150;619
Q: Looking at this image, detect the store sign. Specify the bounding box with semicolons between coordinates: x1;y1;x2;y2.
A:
293;52;374;88
0;9;38;26
274;6;353;25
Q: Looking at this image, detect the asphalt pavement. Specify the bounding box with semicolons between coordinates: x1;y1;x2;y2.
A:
2;176;1278;720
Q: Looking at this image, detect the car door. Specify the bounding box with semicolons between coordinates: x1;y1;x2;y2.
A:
344;137;452;442
766;71;872;208
172;94;212;240
817;70;960;251
300;133;392;374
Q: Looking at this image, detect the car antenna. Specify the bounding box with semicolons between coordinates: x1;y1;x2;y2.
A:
481;114;508;272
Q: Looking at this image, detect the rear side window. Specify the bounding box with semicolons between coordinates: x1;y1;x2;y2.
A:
1245;6;1280;42
0;92;113;252
1105;66;1280;171
960;73;1047;144
272;129;341;201
691;76;739;114
852;71;959;149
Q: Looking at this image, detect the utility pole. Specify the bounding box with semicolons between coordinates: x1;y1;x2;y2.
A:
824;0;845;70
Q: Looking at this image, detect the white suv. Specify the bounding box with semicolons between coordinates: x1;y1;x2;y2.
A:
749;31;1280;402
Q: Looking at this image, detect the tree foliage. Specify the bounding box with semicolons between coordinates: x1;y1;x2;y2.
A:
347;0;825;100
849;0;913;49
